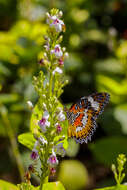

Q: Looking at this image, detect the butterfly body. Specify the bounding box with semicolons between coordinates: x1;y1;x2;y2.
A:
66;92;110;144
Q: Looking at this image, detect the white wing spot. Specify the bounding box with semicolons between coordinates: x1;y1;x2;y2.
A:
76;126;83;132
88;97;99;111
82;113;88;126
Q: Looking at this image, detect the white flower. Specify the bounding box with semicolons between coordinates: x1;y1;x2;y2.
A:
39;136;47;145
51;44;63;58
47;15;65;32
52;67;63;75
57;110;65;121
43;111;49;119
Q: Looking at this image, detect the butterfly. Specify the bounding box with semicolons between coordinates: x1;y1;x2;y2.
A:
65;92;110;144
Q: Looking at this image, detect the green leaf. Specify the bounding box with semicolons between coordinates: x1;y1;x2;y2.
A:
89;137;127;167
0;61;11;76
96;75;127;103
114;104;127;134
0;180;18;190
42;181;65;190
95;185;127;190
66;138;79;157
0;94;20;104
18;133;36;150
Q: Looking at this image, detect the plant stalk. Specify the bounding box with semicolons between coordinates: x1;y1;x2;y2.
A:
1;106;25;181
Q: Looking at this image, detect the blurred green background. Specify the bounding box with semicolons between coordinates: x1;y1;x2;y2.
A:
1;0;127;189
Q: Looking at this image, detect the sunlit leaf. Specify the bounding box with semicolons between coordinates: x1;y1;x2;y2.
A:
18;132;35;150
0;94;20;103
66;138;79;157
96;75;127;103
70;9;89;23
42;181;65;190
83;29;106;43
114;104;127;134
95;58;123;74
0;180;18;190
116;40;127;60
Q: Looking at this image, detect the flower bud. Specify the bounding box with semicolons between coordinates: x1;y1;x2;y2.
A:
38;58;44;65
46;12;50;18
27;101;33;110
64;52;69;58
28;164;34;173
50;168;56;175
30;149;39;160
59;11;63;17
56;124;62;134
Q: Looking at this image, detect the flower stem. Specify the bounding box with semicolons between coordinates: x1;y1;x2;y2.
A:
49;72;53;98
0;105;25;181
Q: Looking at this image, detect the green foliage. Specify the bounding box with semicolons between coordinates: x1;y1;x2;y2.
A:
95;185;127;190
89;137;127;167
18;133;36;150
0;180;18;190
1;0;127;189
42;181;65;190
111;154;126;185
95;154;127;190
66;138;79;157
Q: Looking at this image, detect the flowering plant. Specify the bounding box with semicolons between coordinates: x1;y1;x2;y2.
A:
18;8;69;189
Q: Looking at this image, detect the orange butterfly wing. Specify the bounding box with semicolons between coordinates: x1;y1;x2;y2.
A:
67;92;110;143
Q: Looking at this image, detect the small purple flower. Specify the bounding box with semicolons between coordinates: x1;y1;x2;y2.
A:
38;111;50;133
39;118;46;126
30;149;39;160
47;151;58;167
51;44;63;58
56;124;62;134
